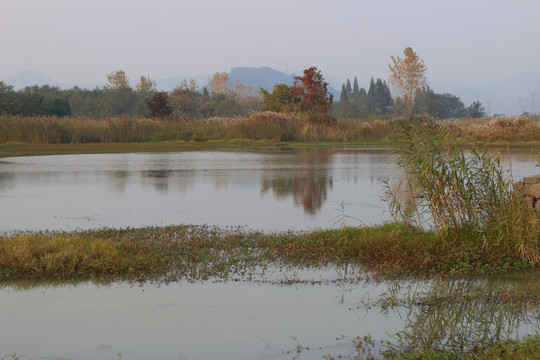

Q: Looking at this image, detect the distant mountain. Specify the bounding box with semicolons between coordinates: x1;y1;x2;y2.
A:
4;70;99;90
157;66;339;97
228;66;295;89
431;72;540;116
226;66;340;98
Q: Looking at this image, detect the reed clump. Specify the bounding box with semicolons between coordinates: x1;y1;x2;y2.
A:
385;116;540;268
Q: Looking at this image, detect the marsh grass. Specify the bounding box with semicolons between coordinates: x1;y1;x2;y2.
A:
1;114;540;147
384;117;540;268
0;232;169;282
0;113;404;145
0;223;536;284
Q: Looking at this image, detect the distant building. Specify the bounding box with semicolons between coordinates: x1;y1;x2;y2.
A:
489;113;506;118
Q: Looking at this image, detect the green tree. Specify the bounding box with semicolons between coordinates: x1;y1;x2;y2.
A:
104;70;136;116
215;97;243;117
345;79;352;99
0;82;16;114
104;87;136;116
261;83;293;112
199;87;214;117
414;87;465;119
465;101;486;118
352;77;360;99
133;75;157;117
44;98;72;117
170;86;200;118
388;47;427;116
339;84;348;103
368;77;375;97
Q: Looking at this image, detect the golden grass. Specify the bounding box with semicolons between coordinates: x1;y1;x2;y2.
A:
1;114;540;147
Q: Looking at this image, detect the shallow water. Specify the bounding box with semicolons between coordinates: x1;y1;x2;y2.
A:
1;269;538;360
0;148;539;359
0;148;537;233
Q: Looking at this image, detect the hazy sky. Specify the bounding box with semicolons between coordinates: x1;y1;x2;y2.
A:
2;0;539;86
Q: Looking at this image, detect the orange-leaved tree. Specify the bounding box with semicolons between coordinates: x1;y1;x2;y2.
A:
388;47;427;116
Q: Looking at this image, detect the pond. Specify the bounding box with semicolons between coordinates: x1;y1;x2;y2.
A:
0;148;538;233
0;148;539;359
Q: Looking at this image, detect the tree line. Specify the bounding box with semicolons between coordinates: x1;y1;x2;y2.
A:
335;77;393;116
0;49;486;120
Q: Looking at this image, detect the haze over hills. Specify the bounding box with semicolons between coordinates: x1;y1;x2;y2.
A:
4;70;101;90
431;72;540;116
3;68;539;116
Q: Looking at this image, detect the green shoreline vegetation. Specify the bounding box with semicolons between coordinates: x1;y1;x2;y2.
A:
0;222;536;284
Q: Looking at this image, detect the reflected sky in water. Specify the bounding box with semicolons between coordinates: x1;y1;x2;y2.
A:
0;148;537;233
1;269;538;360
0;149;394;232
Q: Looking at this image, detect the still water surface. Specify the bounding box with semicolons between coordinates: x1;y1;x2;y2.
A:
1;148;537;233
0;148;538;359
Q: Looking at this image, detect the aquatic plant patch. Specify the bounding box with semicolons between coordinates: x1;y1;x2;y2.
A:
0;223;537;285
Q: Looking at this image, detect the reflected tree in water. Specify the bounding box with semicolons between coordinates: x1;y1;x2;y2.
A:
261;150;333;215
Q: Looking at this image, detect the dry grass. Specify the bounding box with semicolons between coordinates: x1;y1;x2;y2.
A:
0;113;402;144
445;116;540;143
2;113;540;145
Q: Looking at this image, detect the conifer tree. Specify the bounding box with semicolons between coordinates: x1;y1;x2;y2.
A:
339;84;348;103
352;77;360;99
368;77;375;97
345;79;352;99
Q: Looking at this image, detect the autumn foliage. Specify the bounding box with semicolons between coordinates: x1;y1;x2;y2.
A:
291;67;333;114
147;91;172;118
388;47;427;116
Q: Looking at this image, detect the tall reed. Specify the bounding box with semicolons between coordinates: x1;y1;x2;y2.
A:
385;116;540;266
2;113;539;145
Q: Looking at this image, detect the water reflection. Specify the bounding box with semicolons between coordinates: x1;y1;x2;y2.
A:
0;149;537;232
371;273;540;355
1;268;538;359
261;150;333;215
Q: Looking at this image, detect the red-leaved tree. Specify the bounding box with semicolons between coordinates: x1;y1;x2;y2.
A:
147;91;172;119
291;67;333;114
